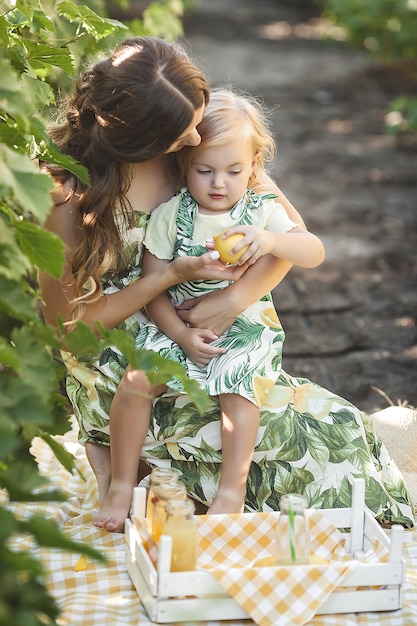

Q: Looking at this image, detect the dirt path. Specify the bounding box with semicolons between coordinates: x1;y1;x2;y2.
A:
182;0;417;413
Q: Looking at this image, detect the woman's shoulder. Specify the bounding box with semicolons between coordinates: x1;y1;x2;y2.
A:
45;180;80;243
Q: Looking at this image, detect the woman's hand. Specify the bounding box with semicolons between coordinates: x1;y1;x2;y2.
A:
176;289;241;337
177;255;293;336
170;250;248;284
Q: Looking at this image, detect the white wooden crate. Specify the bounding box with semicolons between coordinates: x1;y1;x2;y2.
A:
125;479;405;623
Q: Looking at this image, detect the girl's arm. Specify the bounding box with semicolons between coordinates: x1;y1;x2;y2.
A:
141;252;190;345
219;225;325;268
38;197;247;330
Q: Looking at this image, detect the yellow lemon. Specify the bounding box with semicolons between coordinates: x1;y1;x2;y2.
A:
213;230;248;265
74;554;87;572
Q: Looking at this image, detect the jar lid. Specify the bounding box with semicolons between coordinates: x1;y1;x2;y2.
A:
154;481;187;502
150;467;181;485
279;493;308;512
166;498;195;516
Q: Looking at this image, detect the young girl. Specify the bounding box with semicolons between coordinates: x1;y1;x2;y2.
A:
94;88;325;529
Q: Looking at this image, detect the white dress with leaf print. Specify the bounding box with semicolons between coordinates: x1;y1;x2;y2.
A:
135;187;293;406
63;197;415;529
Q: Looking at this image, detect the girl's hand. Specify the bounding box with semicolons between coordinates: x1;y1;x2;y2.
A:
211;226;273;266
171;250;248;283
177;327;226;368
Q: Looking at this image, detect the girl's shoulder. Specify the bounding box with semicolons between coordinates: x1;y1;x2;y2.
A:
149;193;181;221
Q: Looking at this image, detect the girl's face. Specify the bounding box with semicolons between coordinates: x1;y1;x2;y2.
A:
186;135;258;215
165;105;205;154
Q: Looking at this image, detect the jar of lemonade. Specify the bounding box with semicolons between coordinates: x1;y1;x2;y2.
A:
164;499;197;571
151;481;187;541
275;493;310;565
146;467;181;531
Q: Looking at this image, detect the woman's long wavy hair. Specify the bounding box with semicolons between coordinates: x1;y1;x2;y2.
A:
44;37;209;320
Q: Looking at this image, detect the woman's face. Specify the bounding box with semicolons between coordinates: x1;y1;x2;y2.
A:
165;104;205;154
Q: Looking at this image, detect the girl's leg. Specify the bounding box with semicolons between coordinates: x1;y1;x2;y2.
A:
94;366;165;532
208;394;259;514
85;441;111;507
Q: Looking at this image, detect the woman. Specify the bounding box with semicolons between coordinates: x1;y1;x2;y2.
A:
39;37;414;529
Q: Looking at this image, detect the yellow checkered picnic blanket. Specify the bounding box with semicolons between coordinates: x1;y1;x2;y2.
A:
4;420;417;626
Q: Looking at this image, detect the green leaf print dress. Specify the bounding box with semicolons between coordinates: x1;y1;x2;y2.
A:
135;188;286;404
63;191;415;528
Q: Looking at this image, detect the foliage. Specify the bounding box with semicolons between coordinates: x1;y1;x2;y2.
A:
385;95;417;134
321;0;417;66
321;0;417;134
0;0;192;623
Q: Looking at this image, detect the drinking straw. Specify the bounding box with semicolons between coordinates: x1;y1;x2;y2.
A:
288;495;297;563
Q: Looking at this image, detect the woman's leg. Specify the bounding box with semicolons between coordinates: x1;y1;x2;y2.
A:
94;366;165;532
207;394;259;514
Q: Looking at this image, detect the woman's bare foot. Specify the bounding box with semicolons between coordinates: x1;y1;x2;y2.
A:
85;442;111;505
207;488;245;514
93;481;134;532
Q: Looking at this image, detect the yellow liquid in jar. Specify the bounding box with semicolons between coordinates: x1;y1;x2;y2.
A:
163;519;197;571
146;486;157;532
152;510;166;542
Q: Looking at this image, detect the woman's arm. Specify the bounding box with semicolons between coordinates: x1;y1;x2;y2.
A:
218;225;325;268
143;252;225;365
142;252;190;343
253;174;306;229
38;197;247;330
177;254;293;337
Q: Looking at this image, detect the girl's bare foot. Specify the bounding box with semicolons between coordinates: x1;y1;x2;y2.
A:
207;488;245;514
93;481;134;532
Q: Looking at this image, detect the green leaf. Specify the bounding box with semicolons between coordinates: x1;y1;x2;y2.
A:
40;432;85;481
21;515;106;561
20;73;54;113
64;322;101;357
25;40;74;75
32;9;56;34
0;144;54;220
14;220;65;277
0;337;21;369
0;414;19;457
143;1;184;40
0;460;59;501
0;220;32;282
58;1;128;39
0;277;38;322
35;130;90;185
0;15;10;45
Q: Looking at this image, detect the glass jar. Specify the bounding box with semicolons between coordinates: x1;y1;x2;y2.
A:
151;481;187;541
164;499;197;572
146;467;181;531
275;493;310;565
